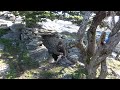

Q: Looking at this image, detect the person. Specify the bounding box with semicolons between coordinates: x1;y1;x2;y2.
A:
52;41;66;61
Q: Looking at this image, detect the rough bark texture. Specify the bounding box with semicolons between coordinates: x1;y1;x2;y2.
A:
90;15;120;79
87;11;106;59
76;11;92;63
98;60;108;79
77;11;120;79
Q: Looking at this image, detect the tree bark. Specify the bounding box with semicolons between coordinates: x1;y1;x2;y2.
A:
85;12;107;79
98;60;108;79
76;11;92;63
77;11;120;79
87;11;106;58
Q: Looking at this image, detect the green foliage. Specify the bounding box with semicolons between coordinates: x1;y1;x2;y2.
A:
39;71;55;79
6;69;17;79
0;29;10;37
72;67;87;79
0;38;12;46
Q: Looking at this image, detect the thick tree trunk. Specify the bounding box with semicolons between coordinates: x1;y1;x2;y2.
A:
92;18;120;79
85;11;107;78
98;60;108;79
77;11;120;79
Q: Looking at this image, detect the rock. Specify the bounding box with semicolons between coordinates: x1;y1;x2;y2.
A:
57;55;73;66
10;23;25;32
0;19;13;27
110;52;117;58
1;31;21;40
0;24;9;29
27;39;43;47
61;74;72;79
67;47;81;63
0;12;16;21
29;44;49;62
48;55;55;63
38;29;58;35
8;14;16;21
69;54;79;63
15;16;23;23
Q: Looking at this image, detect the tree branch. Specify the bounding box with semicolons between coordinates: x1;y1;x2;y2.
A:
98;60;108;79
87;11;107;58
76;11;92;54
108;18;120;38
95;32;120;65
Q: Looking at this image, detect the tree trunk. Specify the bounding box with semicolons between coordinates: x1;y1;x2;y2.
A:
76;11;92;63
98;60;108;79
77;11;120;79
85;11;107;78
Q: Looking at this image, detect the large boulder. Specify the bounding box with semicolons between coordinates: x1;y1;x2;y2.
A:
28;44;49;62
26;39;43;50
1;31;21;40
67;47;81;63
57;55;73;66
10;23;25;32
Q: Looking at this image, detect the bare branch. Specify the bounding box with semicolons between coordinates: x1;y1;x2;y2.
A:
95;32;120;65
76;11;92;54
109;17;120;38
110;11;116;29
77;11;92;43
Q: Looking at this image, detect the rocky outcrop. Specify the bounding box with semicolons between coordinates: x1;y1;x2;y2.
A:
28;45;49;62
1;31;21;40
0;19;13;29
1;23;25;41
10;23;25;32
0;15;82;65
0;11;15;21
21;26;60;62
0;16;82;65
